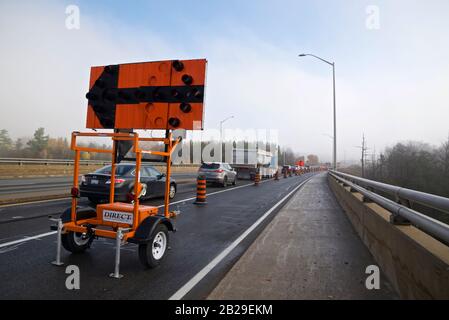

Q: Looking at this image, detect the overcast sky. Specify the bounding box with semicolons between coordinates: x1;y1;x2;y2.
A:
0;0;448;162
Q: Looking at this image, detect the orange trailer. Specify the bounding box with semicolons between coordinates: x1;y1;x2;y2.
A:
51;59;207;277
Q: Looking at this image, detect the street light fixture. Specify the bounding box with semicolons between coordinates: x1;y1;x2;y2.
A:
299;53;337;170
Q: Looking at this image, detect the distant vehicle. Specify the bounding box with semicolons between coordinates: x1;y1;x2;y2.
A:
281;165;293;176
80;163;176;204
231;148;278;180
198;162;237;187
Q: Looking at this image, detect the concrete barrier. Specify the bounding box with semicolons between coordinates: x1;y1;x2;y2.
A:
328;174;449;299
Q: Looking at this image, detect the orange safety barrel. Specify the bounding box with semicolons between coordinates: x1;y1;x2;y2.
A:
194;175;207;205
254;173;261;186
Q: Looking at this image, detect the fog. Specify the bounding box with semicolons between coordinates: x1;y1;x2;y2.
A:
1;1;448;163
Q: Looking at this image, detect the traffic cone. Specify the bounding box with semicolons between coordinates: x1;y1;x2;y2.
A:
194;175;207;205
254;173;260;186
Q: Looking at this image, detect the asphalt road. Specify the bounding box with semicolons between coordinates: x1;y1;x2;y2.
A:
0;173;316;299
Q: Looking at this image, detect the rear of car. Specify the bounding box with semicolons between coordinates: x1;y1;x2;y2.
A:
198;162;236;187
80;164;177;203
80;164;134;203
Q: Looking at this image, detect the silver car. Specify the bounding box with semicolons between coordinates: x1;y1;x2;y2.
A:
198;162;237;187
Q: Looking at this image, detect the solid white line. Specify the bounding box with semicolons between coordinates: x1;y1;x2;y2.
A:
0;231;56;249
0;178;276;248
166;180;266;207
168;176;314;300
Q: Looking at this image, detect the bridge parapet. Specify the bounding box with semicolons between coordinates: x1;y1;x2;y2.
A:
328;172;449;299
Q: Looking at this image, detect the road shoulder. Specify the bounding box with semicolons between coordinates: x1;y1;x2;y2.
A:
208;173;398;299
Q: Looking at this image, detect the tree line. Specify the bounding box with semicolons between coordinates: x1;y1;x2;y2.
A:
347;137;449;198
0;128;110;160
0;127;317;166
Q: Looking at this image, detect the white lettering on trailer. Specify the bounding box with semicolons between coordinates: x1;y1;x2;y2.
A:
102;210;133;224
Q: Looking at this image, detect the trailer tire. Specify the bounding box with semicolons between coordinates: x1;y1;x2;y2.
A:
61;231;94;253
138;224;169;268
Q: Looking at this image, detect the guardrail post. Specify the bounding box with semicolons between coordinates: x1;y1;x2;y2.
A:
396;196;412;209
390;213;411;225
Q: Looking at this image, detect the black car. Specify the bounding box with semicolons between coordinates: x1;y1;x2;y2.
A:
80;163;176;204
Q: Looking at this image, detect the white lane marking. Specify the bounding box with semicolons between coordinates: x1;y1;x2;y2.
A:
0;244;21;254
168;176;314;300
165;180;269;208
0;197;71;208
0;231;56;249
0;177;283;248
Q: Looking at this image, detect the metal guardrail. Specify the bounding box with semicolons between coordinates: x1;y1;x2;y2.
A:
329;170;449;246
330;170;449;214
0;157;199;167
0;157;110;166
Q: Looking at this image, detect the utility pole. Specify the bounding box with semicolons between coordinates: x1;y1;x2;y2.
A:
354;134;368;177
361;135;368;177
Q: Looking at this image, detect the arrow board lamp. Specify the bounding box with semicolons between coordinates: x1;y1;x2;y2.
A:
85;59;207;131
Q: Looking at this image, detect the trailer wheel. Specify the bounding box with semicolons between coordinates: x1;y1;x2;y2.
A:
138;224;169;268
61;231;94;253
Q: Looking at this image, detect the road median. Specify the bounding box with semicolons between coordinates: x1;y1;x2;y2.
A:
0;178;196;206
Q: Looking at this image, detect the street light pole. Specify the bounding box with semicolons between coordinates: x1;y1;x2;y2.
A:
299;53;337;170
332;62;337;170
